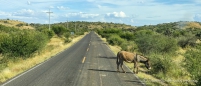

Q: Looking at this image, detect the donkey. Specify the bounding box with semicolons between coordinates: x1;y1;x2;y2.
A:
116;51;151;74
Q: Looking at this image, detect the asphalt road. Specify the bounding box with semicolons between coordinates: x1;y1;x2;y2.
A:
1;32;145;86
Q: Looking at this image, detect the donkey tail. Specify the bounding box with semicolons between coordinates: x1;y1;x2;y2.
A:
116;51;120;64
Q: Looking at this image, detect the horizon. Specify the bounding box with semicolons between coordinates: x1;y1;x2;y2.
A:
0;0;201;26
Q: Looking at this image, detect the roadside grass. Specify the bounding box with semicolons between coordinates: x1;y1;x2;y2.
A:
0;33;88;83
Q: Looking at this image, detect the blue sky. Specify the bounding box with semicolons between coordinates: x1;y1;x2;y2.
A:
0;0;201;26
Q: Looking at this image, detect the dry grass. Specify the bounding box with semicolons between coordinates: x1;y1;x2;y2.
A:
0;19;34;29
0;33;88;83
124;62;168;86
186;22;201;29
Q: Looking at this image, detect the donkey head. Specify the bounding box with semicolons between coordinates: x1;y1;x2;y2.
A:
139;55;151;70
144;58;151;70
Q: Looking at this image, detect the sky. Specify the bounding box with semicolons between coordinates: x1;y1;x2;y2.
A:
0;0;201;26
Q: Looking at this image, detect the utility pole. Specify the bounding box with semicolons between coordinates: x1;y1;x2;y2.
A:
75;22;76;32
66;20;68;29
46;9;53;30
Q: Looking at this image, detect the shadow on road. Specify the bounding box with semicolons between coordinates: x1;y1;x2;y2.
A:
97;56;116;59
124;80;142;84
88;69;117;73
88;69;133;74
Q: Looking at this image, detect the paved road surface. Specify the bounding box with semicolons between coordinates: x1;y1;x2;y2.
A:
2;32;145;86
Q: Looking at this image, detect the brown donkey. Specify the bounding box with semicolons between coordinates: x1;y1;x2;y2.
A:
116;51;151;74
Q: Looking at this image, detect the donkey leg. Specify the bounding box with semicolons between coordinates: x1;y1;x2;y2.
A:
136;66;139;74
120;61;126;73
117;62;120;72
134;62;138;74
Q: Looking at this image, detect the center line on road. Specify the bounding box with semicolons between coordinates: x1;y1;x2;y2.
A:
82;57;86;63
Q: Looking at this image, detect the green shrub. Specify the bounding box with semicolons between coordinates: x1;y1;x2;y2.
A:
120;41;138;52
184;44;201;82
134;30;178;54
75;31;84;35
107;35;125;45
0;30;48;58
149;54;174;78
64;32;71;43
0;24;19;32
120;32;135;41
103;28;121;34
195;31;201;40
16;23;24;27
64;32;70;38
197;77;201;86
35;26;54;39
52;25;66;37
177;36;197;48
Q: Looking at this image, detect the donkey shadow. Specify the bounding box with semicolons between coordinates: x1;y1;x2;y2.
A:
97;56;116;59
88;69;133;74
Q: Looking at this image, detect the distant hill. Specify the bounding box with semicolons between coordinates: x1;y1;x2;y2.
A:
0;19;35;29
52;21;136;30
137;21;201;30
1;19;200;31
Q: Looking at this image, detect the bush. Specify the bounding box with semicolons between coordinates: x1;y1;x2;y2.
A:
64;32;70;38
103;28;121;34
0;30;48;58
52;25;66;37
16;23;24;27
64;32;71;43
42;29;54;39
177;35;197;48
149;54;174;78
35;26;54;39
197;77;201;86
75;31;84;35
120;41;138;52
134;30;178;54
107;35;125;45
184;44;201;83
120;32;135;41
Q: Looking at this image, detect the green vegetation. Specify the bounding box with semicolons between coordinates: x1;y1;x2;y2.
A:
184;44;201;85
96;21;201;86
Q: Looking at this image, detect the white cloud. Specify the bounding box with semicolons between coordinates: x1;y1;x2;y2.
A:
194;14;201;22
12;9;35;17
106;11;127;18
0;11;11;16
65;12;99;19
57;6;69;10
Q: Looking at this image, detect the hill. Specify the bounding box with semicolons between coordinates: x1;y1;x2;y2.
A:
51;21;136;30
0;19;35;29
